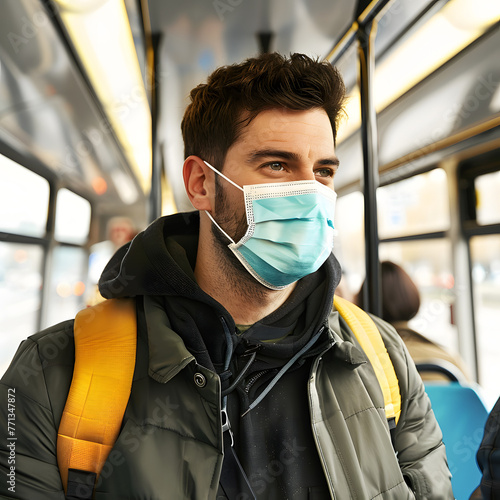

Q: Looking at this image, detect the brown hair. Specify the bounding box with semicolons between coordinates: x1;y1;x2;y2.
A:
356;261;421;323
181;52;346;169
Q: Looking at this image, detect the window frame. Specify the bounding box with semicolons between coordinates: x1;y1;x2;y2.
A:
0;142;93;333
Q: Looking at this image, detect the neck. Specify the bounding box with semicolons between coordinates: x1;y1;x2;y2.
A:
194;224;296;325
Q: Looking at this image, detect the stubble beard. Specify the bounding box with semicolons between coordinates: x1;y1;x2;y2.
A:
210;177;269;305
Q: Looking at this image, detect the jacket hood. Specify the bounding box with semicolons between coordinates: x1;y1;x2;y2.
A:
100;211;204;301
99;212;342;370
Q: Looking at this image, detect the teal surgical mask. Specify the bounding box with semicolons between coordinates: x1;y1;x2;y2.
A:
204;161;337;290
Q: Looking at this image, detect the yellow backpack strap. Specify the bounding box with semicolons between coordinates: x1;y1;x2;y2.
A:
57;298;137;498
333;295;401;427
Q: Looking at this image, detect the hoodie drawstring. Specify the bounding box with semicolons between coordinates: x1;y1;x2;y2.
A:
241;326;325;417
222;351;257;398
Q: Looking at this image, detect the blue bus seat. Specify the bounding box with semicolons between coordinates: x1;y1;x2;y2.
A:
423;381;489;500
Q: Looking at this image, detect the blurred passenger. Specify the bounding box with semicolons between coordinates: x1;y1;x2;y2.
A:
0;53;452;499
87;216;137;305
356;260;469;382
470;396;500;499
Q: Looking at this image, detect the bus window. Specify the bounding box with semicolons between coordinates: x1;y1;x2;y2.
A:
0;154;49;238
470;234;500;405
475;171;500;225
0;242;43;375
334;191;365;300
334;41;364;192
379;239;457;354
54;189;91;245
335;40;359;144
377;169;450;239
43;246;87;328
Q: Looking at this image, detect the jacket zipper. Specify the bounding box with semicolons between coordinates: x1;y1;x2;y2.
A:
244;370;269;394
309;335;338;500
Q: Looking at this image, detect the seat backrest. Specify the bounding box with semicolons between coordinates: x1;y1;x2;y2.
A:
416;358;468;384
424;381;490;500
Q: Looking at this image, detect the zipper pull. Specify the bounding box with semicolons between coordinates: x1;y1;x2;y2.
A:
221;407;234;447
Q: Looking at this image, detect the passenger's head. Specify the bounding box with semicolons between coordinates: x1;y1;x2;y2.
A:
106;217;136;248
356;261;421;323
181;52;346;170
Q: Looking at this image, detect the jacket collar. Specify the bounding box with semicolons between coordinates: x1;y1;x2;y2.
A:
328;310;368;366
143;295;196;384
142;296;367;385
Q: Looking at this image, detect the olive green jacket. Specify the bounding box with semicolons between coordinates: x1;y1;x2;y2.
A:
0;301;453;499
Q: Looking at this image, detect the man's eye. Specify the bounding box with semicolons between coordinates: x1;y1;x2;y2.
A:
267;162;285;171
315;168;335;178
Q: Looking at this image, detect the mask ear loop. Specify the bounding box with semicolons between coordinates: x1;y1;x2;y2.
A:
203;161;244;192
205;210;236;244
202;161;244;245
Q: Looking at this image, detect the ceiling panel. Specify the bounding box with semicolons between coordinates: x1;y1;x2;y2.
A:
0;0;146;212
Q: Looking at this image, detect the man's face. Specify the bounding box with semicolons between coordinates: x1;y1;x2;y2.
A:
212;107;338;242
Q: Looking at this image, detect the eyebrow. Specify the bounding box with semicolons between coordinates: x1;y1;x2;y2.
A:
247;149;340;167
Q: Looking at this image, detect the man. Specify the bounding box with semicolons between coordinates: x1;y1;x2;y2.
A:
0;53;453;499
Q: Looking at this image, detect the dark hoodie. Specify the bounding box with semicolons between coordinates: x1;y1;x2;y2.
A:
99;211;342;499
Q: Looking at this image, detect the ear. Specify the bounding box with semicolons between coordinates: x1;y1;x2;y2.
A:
183;156;215;211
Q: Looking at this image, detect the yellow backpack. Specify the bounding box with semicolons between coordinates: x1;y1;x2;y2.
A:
57;295;401;498
333;295;401;429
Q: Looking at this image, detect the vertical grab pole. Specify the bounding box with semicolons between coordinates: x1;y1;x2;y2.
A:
149;33;162;223
140;0;162;222
357;21;381;316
